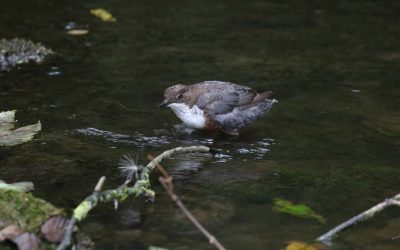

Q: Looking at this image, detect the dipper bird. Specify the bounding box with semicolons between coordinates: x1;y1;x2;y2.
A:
159;81;277;135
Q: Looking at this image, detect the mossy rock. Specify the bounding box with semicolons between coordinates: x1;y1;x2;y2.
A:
0;190;63;233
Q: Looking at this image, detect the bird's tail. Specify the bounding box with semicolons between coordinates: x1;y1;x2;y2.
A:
216;92;277;131
256;90;274;101
239;98;277;127
239;90;274;110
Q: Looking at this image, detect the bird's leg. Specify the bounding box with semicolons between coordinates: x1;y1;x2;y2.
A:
219;128;239;136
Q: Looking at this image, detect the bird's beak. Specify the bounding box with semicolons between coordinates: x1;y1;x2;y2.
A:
158;100;169;109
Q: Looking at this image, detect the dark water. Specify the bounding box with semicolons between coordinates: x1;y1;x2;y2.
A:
1;0;400;249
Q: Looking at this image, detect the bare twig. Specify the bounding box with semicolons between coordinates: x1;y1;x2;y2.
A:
317;193;400;243
57;176;106;250
57;146;212;250
145;146;211;171
56;218;76;250
94;176;106;192
150;156;227;250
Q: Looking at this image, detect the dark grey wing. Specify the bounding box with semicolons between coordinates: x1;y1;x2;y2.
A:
196;92;239;115
193;81;258;115
233;85;257;106
195;81;257;105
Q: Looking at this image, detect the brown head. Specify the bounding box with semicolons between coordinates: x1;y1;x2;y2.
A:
158;84;190;108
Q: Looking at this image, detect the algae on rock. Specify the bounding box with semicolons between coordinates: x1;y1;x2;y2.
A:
0;189;67;250
0;190;63;233
0;38;53;71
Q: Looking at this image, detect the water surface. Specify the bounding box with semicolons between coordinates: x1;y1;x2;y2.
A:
1;0;400;249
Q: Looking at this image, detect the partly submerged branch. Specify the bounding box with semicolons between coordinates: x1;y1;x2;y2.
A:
151;156;226;250
317;193;400;243
58;146;212;250
57;177;106;250
144;146;211;172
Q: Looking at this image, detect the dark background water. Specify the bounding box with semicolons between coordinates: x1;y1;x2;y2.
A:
1;0;400;249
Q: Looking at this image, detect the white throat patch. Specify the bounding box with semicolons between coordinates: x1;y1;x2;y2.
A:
168;103;206;129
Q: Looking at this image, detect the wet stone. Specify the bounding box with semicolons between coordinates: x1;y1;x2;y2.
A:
0;38;53;71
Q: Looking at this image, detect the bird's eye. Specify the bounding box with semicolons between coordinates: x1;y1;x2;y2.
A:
176;94;183;99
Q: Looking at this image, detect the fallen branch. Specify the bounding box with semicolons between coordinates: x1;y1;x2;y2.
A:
317;193;400;243
145;146;211;172
57;146;212;250
57;176;106;250
149;155;226;250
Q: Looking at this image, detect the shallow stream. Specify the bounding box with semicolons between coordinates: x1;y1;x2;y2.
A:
1;0;400;249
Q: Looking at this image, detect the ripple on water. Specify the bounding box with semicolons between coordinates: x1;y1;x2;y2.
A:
74;127;170;148
157;124;215;146
75;127;275;161
218;138;274;161
212;153;232;163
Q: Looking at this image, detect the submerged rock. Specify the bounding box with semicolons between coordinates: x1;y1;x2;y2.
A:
0;38;53;71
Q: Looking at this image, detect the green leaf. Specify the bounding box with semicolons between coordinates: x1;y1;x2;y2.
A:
273;198;326;223
149;246;168;250
0;121;41;146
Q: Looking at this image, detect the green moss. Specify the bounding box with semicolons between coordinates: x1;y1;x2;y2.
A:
0;190;63;232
